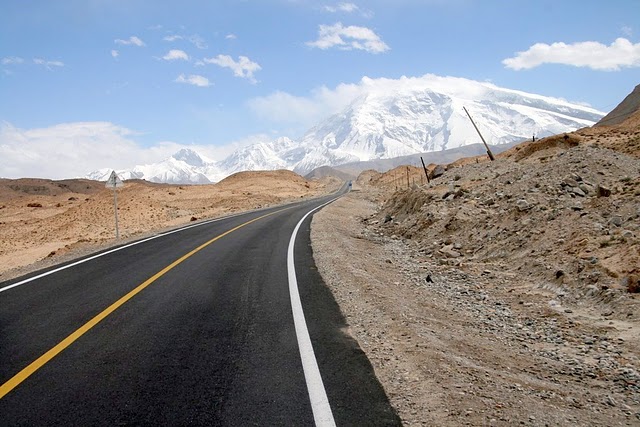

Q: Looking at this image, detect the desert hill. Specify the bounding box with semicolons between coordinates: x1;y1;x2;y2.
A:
0;171;340;279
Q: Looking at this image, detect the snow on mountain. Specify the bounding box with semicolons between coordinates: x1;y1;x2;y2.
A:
287;75;603;173
87;149;220;184
88;75;606;183
217;137;296;174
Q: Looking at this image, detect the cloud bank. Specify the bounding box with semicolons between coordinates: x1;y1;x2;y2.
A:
503;37;640;71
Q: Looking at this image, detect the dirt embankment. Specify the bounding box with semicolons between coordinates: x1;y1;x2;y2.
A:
0;171;341;280
311;112;640;425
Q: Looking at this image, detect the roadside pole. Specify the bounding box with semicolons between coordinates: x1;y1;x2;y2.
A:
105;170;124;239
463;106;496;161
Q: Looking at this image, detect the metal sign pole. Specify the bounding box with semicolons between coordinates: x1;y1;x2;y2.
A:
105;170;124;240
113;187;120;239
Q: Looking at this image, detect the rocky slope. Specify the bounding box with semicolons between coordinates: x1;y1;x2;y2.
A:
310;92;640;425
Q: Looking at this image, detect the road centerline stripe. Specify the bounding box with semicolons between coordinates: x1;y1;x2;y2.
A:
287;196;341;427
0;208;285;400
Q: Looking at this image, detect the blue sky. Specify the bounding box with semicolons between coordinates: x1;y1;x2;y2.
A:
1;0;639;178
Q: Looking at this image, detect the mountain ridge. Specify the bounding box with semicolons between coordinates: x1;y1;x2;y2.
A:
87;75;605;184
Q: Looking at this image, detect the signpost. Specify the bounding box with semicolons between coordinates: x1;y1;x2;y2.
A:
105;171;124;239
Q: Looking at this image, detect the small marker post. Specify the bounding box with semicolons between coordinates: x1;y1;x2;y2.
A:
105;170;124;239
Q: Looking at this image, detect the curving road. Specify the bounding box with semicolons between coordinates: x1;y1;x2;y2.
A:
0;188;400;426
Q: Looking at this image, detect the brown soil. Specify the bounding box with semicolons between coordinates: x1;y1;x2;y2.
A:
0;170;340;281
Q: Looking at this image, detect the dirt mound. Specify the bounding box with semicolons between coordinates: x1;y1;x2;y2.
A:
0;178;105;199
500;133;583;162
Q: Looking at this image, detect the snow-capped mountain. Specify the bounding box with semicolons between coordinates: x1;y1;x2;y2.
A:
88;75;605;183
87;149;221;184
286;75;603;174
217;137;297;175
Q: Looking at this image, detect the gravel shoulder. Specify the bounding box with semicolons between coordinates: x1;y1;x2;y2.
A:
311;188;640;426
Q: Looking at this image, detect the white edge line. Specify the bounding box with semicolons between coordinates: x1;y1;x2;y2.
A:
287;195;342;427
0;210;251;294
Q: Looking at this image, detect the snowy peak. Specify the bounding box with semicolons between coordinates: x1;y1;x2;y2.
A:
171;148;210;167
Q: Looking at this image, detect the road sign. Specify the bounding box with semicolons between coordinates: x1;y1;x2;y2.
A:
105;170;123;239
105;170;124;189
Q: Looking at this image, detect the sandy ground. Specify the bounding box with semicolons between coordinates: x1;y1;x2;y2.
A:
0;170;340;281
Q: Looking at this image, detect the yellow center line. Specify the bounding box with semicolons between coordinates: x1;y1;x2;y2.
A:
0;208;286;399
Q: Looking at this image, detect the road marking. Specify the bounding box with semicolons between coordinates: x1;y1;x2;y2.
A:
0;208;270;293
287;196;341;427
0;209;283;400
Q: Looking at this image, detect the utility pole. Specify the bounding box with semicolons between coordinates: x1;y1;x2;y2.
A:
463;106;495;161
420;157;430;184
406;166;410;188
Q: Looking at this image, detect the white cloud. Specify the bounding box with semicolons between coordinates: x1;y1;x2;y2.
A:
188;35;207;49
225;33;237;40
621;26;633;37
249;73;575;129
163;34;183;42
164;34;207;49
162;49;190;61
33;58;65;69
175;74;211;87
0;121;278;179
324;2;359;13
114;36;145;47
503;37;640;71
111;50;119;58
2;56;24;65
307;22;389;53
248;78;368;126
0;121;185;179
203;55;261;84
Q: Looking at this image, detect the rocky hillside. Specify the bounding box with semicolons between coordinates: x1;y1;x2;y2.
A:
344;92;640;424
365;102;639;297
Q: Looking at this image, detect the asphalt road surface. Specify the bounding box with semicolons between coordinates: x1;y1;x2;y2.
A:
0;188;401;426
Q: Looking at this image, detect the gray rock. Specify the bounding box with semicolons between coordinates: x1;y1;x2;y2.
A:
564;177;579;187
609;215;623;227
579;183;592;194
572;187;586;197
516;199;530;211
431;164;445;179
439;244;461;258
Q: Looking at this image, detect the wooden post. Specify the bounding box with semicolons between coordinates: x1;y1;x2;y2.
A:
420;157;430;183
406;166;410;188
463;106;495;161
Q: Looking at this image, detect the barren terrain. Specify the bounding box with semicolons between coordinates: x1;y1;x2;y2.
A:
0;170;340;281
311;110;640;425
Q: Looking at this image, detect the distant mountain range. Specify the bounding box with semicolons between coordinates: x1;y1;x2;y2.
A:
87;75;605;184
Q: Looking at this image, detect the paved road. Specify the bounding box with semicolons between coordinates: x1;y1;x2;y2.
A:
0;189;400;426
